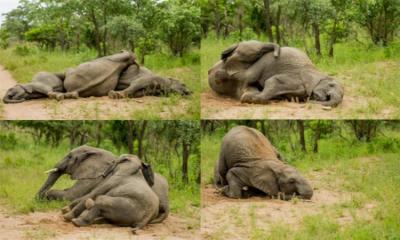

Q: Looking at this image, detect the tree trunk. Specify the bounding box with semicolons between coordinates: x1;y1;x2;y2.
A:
297;120;306;152
138;121;147;159
313;122;321;153
263;0;274;42
182;141;190;183
275;5;282;44
329;18;338;58
127;121;134;154
312;22;321;56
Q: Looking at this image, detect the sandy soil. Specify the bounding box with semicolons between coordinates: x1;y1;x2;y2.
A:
0;207;199;240
201;166;377;239
201;89;394;120
0;65;191;120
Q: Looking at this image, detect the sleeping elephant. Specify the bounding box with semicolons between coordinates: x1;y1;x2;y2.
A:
215;126;313;200
108;63;191;99
3;72;65;103
209;41;344;107
62;154;166;229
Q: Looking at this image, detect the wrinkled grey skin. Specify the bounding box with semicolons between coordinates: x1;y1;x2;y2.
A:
62;154;163;229
36;146;169;225
215;126;313;200
108;64;191;99
3;72;65;103
56;51;136;100
209;41;344;107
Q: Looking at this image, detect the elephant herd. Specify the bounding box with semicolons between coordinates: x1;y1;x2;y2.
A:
3;51;191;103
36;126;312;231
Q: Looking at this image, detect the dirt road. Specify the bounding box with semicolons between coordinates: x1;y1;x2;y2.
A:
0;207;199;240
0;65;191;120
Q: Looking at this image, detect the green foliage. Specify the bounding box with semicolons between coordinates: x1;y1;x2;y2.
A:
24;25;58;49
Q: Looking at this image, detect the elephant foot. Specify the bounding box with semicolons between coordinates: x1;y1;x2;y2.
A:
85;198;95;209
72;218;90;227
61;206;71;214
240;93;268;104
65;92;79;99
48;92;64;101
63;211;75;222
108;90;126;99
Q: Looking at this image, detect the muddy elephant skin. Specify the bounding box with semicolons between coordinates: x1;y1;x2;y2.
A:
215;126;313;200
209;41;344;107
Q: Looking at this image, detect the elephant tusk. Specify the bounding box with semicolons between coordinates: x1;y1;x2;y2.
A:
45;168;58;174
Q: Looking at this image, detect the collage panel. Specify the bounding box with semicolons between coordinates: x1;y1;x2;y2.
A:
200;1;400;119
0;121;200;239
0;0;200;120
201;120;400;239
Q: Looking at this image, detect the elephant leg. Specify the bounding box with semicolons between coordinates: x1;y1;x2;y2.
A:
108;77;159;99
30;83;54;96
48;91;79;101
222;167;248;198
72;196;150;228
240;74;306;104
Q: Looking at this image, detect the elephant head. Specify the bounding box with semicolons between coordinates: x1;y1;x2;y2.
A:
116;154;155;186
3;85;32;103
311;77;344;107
37;145;115;199
251;160;313;200
208;60;241;97
168;78;192;96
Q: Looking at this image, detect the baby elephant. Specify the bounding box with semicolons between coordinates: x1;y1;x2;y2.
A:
3;72;65;103
215;126;313;200
108;64;191;99
62;154;163;230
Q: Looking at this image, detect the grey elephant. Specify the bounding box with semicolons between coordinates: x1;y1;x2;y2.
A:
209;41;344;107
3;72;65;103
108;63;191;99
36;146;169;224
61;154;165;229
215;126;313;200
52;51;136;100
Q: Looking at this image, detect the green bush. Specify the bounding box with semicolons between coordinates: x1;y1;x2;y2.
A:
13;45;33;56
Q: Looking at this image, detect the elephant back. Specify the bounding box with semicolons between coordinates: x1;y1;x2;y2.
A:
221;126;280;168
64;57;131;97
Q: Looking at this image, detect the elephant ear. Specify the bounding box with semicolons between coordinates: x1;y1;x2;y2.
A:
221;44;238;62
71;151;113;180
141;162;155;187
249;161;282;197
19;84;33;94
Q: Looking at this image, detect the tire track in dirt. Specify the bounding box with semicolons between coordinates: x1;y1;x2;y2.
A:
0;65;190;120
0;206;199;240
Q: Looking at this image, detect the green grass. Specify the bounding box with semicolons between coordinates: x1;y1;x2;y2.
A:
0;128;200;221
201;127;400;239
201;35;400;117
0;45;200;119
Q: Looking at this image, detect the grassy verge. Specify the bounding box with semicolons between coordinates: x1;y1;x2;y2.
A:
201;36;400;117
201;128;400;239
0;129;199;221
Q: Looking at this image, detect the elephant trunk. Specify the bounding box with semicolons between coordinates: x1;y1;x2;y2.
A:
325;90;343;107
2;95;25;104
36;170;62;199
297;181;313;200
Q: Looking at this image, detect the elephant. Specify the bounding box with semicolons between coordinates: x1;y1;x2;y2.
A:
108;63;192;99
214;126;313;200
37;145;169;224
3;72;65;103
61;154;165;229
208;41;344;107
53;51;137;100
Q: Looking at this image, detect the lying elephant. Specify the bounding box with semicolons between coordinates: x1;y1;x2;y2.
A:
37;145;169;225
209;41;344;107
215;126;313;200
108;63;192;99
3;72;65;103
62;154;164;229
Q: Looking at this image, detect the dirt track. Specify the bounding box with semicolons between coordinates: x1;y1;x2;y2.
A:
201;91;393;119
201;165;377;239
0;207;199;240
0;65;191;120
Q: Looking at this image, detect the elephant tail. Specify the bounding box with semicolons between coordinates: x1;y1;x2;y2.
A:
150;202;169;224
3;96;25;104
